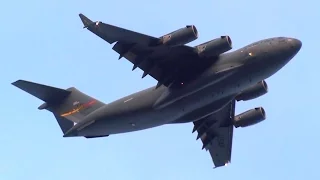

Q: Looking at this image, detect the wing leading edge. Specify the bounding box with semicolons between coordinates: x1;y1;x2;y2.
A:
79;13;214;89
192;100;235;168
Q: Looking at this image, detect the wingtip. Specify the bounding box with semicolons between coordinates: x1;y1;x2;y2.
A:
78;13;86;19
11;80;18;85
78;13;93;28
11;79;22;86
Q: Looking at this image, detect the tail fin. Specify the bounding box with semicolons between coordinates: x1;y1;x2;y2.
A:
12;80;105;134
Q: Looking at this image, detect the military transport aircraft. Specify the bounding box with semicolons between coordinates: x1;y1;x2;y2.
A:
11;13;302;168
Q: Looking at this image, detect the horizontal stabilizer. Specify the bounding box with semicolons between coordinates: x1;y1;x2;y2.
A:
12;80;71;103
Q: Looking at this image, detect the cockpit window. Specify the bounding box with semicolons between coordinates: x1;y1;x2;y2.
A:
244;37;281;49
279;37;286;42
244;40;266;49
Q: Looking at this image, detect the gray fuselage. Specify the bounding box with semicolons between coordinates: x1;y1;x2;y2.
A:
72;37;301;137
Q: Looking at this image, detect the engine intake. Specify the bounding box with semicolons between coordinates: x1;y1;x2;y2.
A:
236;80;268;101
195;36;232;57
158;25;198;46
234;107;266;128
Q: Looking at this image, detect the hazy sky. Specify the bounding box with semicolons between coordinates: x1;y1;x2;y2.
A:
1;0;319;179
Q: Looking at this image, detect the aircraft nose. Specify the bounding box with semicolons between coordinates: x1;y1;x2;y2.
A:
286;38;302;52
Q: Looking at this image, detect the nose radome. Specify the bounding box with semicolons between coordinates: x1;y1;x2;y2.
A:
287;38;302;52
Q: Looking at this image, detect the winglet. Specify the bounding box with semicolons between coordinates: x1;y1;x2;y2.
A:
79;13;94;28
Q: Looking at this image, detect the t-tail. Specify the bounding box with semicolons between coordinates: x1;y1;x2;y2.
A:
11;80;105;135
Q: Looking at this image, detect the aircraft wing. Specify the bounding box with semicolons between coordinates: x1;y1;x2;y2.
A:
192;100;235;168
79;13;212;88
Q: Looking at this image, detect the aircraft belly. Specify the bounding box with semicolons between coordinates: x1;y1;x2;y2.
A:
77;108;179;136
171;95;235;123
153;70;236;109
78;65;264;137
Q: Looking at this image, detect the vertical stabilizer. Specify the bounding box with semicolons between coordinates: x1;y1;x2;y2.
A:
12;80;105;134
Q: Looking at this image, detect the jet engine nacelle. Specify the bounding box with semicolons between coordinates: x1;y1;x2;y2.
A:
195;36;232;57
236;80;268;101
233;107;266;128
158;25;198;46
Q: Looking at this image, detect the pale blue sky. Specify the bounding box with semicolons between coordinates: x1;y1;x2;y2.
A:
1;0;319;179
